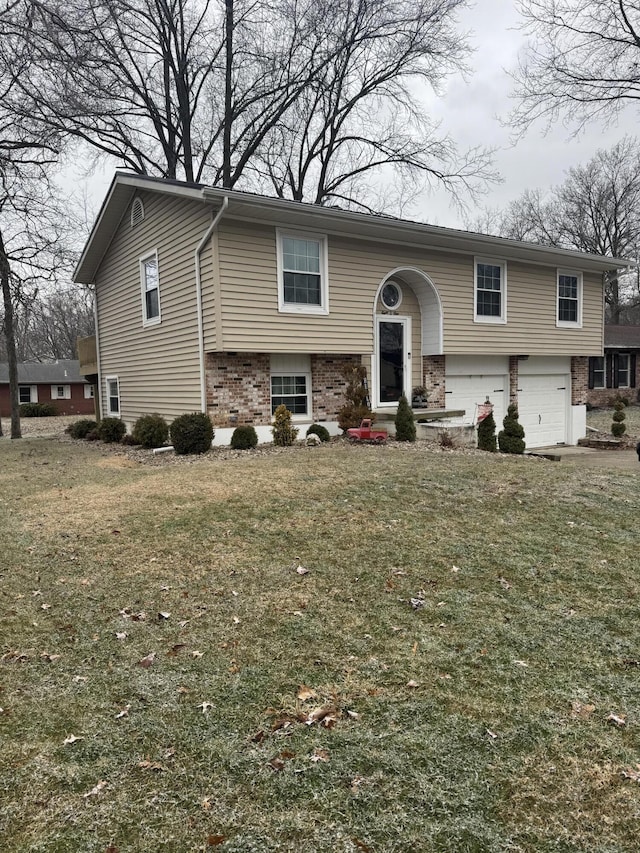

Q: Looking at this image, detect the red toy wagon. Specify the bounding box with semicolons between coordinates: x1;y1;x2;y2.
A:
347;418;388;444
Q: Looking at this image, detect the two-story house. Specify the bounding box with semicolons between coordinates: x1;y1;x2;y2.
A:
73;172;627;448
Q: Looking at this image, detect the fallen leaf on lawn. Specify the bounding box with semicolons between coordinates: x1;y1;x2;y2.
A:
158;611;171;620
486;729;498;740
83;780;107;798
498;577;511;590
350;775;366;792
131;611;146;622
115;632;127;641
406;680;419;689
570;701;596;719
232;616;240;624
40;652;61;662
177;686;189;695
115;704;131;719
346;709;359;720
512;659;528;667
268;757;286;771
250;729;266;743
451;565;460;573
198;701;214;713
292;557;309;575
606;713;626;727
63;734;83;745
191;650;204;658
352;838;373;852
207;835;227;846
167;643;186;657
304;706;339;727
137;759;165;771
292;610;305;617
297;685;317;702
621;764;640;783
310;747;330;763
40;603;51;610
73;675;88;683
138;652;156;668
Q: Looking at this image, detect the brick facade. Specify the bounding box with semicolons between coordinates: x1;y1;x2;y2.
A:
311;355;361;421
509;356;519;405
422;355;445;408
206;353;271;427
571;356;588;406
205;352;362;427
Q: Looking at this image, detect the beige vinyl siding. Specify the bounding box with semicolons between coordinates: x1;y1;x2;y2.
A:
96;191;214;424
214;220;605;357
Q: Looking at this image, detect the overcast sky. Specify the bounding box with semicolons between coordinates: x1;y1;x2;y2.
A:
68;1;638;234
423;2;637;229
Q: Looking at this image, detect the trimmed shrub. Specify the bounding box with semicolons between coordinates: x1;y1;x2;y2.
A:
98;417;127;443
612;400;626;438
68;419;98;439
231;425;258;450
337;363;373;431
394;394;416;442
498;404;526;454
132;413;169;448
86;429;100;441
19;402;57;417
272;404;298;446
170;412;214;454
120;434;140;446
477;411;497;452
306;423;331;443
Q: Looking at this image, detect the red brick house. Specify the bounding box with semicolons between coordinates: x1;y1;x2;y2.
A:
0;360;96;417
587;326;640;407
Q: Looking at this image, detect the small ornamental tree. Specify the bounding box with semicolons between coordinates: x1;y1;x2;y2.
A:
337;363;373;432
498;404;526;454
394;394;416;442
611;399;626;438
170;413;214;454
477;410;497;452
272;404;298;446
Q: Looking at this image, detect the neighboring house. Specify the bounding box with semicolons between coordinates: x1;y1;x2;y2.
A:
587;325;640;407
73;172;629;449
0;360;95;417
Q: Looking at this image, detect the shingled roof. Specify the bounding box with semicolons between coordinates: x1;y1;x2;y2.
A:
0;360;88;384
604;326;640;349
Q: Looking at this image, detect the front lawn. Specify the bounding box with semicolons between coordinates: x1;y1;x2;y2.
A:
1;438;639;852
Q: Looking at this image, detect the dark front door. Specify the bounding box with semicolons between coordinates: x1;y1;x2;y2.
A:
378;319;405;404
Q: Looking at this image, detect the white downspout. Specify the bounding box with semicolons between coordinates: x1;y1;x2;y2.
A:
92;284;102;419
195;196;228;412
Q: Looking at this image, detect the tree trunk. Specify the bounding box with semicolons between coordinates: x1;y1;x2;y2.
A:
0;228;22;439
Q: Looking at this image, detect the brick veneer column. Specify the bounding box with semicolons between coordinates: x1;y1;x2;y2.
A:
311;355;361;420
571;356;588;406
422;355;445;408
509;356;519;405
206;353;271;427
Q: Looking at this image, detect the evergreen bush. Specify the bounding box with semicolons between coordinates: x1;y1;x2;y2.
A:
337;364;373;431
19;402;57;417
498;404;525;454
306;423;331;442
230;425;258;449
132;413;169;448
477;411;497;452
394;394;416;442
170;413;214;454
272;404;298;446
68;419;98;439
611;400;626;438
98;417;127;443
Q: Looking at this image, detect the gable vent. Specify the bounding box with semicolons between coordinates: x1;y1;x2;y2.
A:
130;197;145;227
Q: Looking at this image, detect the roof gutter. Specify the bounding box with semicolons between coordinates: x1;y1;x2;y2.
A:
195;195;228;412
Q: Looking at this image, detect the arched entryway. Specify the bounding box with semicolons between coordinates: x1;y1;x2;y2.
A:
372;268;443;410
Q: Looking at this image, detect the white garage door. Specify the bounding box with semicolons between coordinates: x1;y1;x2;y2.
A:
445;375;508;426
517;374;568;448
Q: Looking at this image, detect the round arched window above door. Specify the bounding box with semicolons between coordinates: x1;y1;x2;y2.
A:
381;280;402;310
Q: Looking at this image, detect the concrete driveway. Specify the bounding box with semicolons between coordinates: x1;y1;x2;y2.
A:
529;445;639;469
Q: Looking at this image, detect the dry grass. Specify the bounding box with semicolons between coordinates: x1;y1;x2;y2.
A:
1;436;639;852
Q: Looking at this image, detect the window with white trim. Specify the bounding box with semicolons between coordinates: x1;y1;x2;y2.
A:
270;354;311;417
106;376;120;416
616;353;631;388
474;258;506;323
84;384;94;399
277;231;328;314
51;384;71;400
141;251;161;325
557;270;582;326
590;356;605;389
19;385;37;404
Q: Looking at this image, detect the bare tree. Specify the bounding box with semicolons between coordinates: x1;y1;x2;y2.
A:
511;0;640;133
1;0;493;212
469;139;640;323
